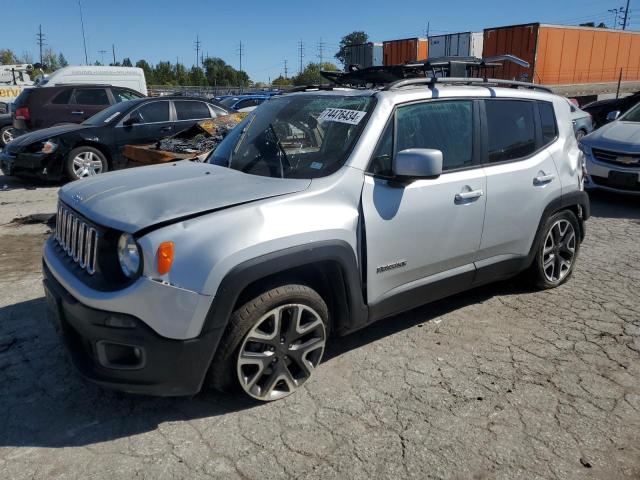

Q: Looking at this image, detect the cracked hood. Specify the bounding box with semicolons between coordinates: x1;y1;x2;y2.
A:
9;123;87;148
59;162;311;233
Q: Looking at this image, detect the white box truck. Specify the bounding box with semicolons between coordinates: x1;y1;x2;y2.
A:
428;32;484;58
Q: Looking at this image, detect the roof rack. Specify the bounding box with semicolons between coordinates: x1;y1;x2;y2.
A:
384;76;552;93
319;55;551;93
287;84;335;92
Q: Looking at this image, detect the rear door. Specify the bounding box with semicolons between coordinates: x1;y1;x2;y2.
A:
70;87;112;123
362;99;486;314
114;100;173;160
38;89;75;128
476;98;562;275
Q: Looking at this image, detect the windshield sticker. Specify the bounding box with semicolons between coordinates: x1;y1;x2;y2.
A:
310;162;324;169
104;112;121;123
318;108;367;125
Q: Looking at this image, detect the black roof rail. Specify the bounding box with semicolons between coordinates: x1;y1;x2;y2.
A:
383;76;553;93
287;84;335;92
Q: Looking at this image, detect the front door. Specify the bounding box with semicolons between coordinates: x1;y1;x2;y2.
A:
69;87;112;124
114;100;174;162
362;99;486;314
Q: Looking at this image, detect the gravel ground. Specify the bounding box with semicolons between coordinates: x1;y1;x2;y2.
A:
0;172;639;480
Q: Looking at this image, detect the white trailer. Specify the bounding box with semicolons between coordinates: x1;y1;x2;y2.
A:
428;32;483;58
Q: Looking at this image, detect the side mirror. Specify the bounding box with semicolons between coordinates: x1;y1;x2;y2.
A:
393;148;443;181
124;112;143;126
606;110;621;122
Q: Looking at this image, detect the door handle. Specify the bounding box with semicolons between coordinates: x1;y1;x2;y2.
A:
533;174;555;185
160;126;172;132
71;111;84;115
455;189;484;203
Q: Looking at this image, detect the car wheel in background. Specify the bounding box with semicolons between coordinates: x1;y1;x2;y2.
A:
528;210;580;289
0;126;15;147
66;146;108;180
575;129;587;141
207;284;329;401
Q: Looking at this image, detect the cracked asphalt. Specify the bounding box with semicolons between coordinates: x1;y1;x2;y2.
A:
0;173;639;479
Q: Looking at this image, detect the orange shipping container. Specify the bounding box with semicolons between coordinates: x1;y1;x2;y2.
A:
383;38;428;66
483;23;640;85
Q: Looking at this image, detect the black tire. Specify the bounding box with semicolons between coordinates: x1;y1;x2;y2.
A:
575;129;587;141
207;284;329;400
528;210;581;289
66;146;108;180
0;125;15;147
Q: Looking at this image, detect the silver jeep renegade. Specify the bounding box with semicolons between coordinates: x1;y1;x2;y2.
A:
43;77;589;401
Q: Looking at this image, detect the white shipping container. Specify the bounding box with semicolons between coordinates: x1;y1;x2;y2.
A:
428;32;483;58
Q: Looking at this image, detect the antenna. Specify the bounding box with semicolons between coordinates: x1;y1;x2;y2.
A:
78;0;88;65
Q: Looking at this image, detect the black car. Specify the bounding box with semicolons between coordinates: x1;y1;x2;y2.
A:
583;91;640;128
0;96;230;181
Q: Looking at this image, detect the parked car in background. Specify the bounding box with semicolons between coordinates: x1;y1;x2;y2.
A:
11;85;145;134
581;102;640;195
41;79;588;401
566;99;593;140
0;113;16;147
1;96;230;181
36;66;148;96
583;91;640;128
219;95;269;112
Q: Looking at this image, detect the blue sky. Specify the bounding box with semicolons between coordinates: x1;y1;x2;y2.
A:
1;0;636;82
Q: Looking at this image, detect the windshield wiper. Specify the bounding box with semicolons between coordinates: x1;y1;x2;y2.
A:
268;123;289;179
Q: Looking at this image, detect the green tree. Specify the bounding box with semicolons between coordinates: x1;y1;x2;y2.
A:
58;53;69;68
293;62;338;86
175;62;189;85
272;75;291;87
0;49;18;65
122;57;133;67
154;61;175;85
136;59;155;84
335;31;368;67
189;66;206;86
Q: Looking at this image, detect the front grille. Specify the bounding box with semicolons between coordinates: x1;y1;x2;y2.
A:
55;203;99;275
592;148;640;169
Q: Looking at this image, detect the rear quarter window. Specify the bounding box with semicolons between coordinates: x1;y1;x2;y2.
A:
539;101;558;146
51;90;73;105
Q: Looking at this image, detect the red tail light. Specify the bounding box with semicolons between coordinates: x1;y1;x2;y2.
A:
15;107;30;121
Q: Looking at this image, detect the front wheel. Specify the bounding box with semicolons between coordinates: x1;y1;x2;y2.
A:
66;146;108;180
0;125;15;147
207;284;329;401
528;210;580;289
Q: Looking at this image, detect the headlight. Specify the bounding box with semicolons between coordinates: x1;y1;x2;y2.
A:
41;140;57;154
117;233;141;278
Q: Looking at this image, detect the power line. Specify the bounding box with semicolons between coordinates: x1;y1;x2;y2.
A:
298;40;305;73
112;44;116;64
237;40;244;72
317;38;326;64
97;49;107;65
194;35;201;69
622;0;631;29
78;0;88;65
36;25;46;65
284;59;288;78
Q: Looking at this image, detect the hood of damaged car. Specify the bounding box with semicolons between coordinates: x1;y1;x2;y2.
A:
59;162;311;233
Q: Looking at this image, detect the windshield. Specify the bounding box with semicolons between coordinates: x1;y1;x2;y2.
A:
620;102;640;122
208;94;375;179
220;97;240;108
83;102;127;126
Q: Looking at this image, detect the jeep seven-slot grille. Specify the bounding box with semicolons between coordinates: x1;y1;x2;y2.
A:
55;203;99;275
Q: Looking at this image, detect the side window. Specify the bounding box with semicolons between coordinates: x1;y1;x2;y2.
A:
51;90;72;105
174;101;211;120
136;101;170;123
539;101;558;146
236;99;257;110
112;88;143;103
396;100;473;171
74;88;110;106
369;119;394;177
210;105;228;117
485;100;537;163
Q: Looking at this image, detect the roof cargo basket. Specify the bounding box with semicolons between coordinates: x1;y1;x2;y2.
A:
320;55;551;92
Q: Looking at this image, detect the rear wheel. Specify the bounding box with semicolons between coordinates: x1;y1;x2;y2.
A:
528;210;580;289
66;146;108;180
0;125;15;147
207;284;329;401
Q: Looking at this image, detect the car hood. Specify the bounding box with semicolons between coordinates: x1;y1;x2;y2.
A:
583;98;615;110
8;123;88;148
59;162;311;233
582;121;640;153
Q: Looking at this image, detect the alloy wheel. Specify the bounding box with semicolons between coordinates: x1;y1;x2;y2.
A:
542;219;576;283
1;128;14;145
237;303;326;401
72;151;104;178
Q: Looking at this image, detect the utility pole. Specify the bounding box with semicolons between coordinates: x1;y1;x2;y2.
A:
36;25;46;65
317;38;326;65
622;0;631;30
237;41;244;71
78;0;88;65
194;35;201;68
98;49;107;65
298;40;305;73
426;21;430;37
112;44;116;64
284;59;288;78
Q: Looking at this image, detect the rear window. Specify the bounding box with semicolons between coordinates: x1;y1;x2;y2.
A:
11;88;33;108
485;100;537;163
74;88;110;105
174;101;211;120
539;101;558;145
